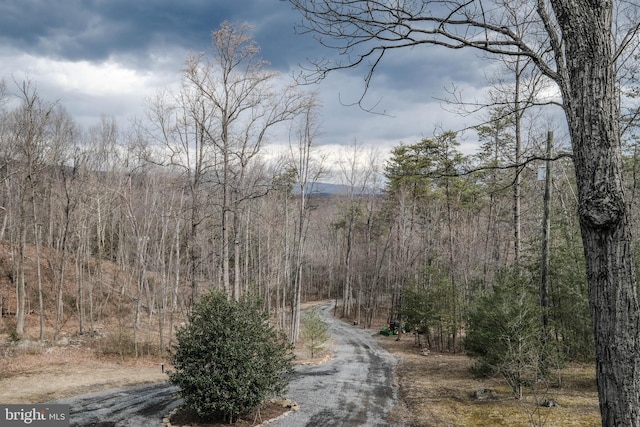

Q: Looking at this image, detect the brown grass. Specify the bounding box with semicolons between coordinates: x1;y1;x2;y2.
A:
0;345;168;404
376;335;600;427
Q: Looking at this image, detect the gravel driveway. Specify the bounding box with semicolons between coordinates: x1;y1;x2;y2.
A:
52;302;403;426
272;302;403;426
50;381;179;426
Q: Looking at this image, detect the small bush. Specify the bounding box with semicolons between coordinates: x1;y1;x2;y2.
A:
301;309;329;357
94;332;136;358
8;330;20;343
168;291;293;423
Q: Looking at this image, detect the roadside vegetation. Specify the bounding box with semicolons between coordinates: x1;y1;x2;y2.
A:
168;291;293;424
377;335;599;427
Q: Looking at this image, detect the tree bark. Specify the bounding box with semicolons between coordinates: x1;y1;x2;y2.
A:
550;0;640;424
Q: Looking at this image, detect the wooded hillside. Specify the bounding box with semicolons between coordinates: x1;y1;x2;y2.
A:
0;22;637;367
0;79;600;362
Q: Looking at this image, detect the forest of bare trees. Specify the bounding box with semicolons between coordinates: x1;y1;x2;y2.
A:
0;17;639;424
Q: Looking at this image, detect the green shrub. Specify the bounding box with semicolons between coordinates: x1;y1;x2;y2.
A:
301;309;329;357
465;269;560;399
8;330;20;343
168;291;293;423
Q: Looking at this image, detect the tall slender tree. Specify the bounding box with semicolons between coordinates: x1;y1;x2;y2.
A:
5;82;58;336
145;84;216;306
287;100;323;342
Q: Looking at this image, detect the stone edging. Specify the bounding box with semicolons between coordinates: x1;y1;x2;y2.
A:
161;399;299;427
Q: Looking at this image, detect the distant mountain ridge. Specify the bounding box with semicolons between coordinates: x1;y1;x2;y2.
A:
294;182;382;196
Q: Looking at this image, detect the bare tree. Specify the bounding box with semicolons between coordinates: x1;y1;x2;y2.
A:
44;107;77;341
337;141;384;326
82;116;128;326
4;82;58;336
0;79;10;242
183;21;310;300
336;140;379;320
287;99;324;342
145;84;217;306
287;0;640;423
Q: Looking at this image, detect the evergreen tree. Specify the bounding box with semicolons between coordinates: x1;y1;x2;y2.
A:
168;291;294;423
301;308;329;357
465;269;558;399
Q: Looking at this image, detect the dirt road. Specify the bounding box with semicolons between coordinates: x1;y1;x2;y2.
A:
52;302;403;426
273;302;403;426
50;382;180;426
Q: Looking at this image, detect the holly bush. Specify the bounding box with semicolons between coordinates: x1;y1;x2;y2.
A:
168;291;294;423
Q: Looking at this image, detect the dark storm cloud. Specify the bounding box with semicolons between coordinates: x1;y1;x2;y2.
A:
0;0;304;69
0;0;479;95
0;0;94;58
0;0;492;156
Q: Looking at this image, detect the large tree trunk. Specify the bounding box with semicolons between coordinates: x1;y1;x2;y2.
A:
551;1;640;424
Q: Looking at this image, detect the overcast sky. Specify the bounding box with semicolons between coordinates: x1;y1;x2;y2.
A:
0;0;495;172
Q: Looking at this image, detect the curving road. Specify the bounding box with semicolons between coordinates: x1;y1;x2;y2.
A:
273;302;402;426
51;302;403;426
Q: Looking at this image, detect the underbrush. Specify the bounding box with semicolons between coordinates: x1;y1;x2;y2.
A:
376;333;600;426
93;332;161;359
